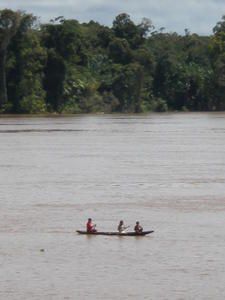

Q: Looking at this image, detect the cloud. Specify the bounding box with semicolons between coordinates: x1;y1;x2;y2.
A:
0;0;224;34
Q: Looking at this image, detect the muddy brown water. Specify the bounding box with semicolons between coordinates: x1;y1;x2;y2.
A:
0;113;225;299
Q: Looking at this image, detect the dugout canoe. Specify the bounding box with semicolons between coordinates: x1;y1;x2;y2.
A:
76;230;154;236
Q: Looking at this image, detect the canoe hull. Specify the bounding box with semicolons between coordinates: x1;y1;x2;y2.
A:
76;230;154;236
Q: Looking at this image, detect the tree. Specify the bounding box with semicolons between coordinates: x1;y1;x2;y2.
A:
138;17;154;38
213;15;225;35
6;16;47;113
108;37;132;64
0;9;28;109
210;15;225;109
112;62;144;112
41;19;83;111
112;13;148;48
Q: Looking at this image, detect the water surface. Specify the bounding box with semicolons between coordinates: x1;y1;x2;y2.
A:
0;113;225;299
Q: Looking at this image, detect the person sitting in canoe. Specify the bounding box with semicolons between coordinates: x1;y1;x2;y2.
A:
134;221;143;233
117;220;129;233
86;218;97;233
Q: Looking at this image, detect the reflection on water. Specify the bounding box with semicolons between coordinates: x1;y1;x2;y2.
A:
0;113;225;299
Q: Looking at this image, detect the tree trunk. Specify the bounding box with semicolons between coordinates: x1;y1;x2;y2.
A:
0;49;7;108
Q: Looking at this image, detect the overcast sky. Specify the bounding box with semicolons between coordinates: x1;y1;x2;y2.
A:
0;0;225;35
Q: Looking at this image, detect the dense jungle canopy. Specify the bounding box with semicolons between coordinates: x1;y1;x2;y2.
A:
1;9;225;113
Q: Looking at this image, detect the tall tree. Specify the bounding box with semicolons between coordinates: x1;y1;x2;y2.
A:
0;9;31;109
41;19;83;111
112;62;144;112
210;15;225;109
112;13;151;48
6;14;46;113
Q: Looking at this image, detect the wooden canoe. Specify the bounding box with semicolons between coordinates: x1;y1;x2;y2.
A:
76;230;154;236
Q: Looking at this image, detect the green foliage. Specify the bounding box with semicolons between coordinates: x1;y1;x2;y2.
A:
0;9;35;108
59;100;82;114
7;23;47;112
1;9;225;114
20;95;46;113
112;13;151;48
141;97;168;112
153;98;169;112
108;38;132;64
111;62;144;112
0;101;13;113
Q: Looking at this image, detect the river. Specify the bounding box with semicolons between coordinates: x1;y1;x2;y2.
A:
0;113;225;299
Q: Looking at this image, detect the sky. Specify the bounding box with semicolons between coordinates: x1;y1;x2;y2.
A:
0;0;225;35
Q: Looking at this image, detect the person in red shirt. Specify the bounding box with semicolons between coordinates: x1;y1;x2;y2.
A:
86;218;97;232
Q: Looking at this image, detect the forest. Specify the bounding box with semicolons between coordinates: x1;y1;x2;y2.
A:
1;9;225;114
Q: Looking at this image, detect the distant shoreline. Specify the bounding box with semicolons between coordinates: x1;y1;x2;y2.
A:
1;111;225;118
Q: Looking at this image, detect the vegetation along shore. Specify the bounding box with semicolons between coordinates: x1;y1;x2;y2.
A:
1;9;225;114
